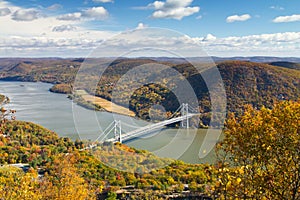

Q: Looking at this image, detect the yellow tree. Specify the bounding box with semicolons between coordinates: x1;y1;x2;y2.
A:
39;154;95;200
0;166;41;200
216;100;300;199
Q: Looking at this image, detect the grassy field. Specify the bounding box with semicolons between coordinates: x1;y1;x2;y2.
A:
76;90;135;117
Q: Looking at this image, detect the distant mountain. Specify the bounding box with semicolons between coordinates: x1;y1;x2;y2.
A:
212;56;300;63
269;61;300;71
1;56;300;65
135;56;300;64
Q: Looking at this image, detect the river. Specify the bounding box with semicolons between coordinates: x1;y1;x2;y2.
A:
0;81;220;164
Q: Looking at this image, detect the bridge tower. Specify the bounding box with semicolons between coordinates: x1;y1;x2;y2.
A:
180;103;189;129
113;120;122;143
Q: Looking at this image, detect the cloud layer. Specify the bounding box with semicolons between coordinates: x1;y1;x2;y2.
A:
1;28;300;57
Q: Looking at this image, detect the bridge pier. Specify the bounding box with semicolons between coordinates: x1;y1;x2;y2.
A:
114;120;122;143
180;103;189;129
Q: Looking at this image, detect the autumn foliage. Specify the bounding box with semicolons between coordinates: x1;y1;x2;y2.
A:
216;100;300;199
1;91;299;199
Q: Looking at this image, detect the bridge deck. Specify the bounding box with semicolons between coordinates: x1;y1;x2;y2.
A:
106;113;199;143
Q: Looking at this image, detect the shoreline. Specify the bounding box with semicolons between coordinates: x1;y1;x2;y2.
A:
75;90;136;117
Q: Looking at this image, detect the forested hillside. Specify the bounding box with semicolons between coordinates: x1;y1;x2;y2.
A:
0;58;299;125
0;120;216;199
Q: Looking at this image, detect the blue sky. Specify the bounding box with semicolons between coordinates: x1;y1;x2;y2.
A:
1;0;300;57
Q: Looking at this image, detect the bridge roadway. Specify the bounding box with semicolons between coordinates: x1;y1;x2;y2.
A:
106;113;199;143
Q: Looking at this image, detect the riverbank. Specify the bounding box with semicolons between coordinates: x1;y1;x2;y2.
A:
76;90;136;117
47;82;136;117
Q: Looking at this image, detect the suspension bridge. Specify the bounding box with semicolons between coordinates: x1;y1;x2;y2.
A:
96;103;200;144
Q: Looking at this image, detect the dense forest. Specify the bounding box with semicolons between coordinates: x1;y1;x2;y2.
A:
0;58;299;126
0;117;217;199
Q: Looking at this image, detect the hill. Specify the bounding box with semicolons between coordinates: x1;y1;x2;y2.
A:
217;61;300;112
269;61;300;71
0;58;299;126
0;120;216;199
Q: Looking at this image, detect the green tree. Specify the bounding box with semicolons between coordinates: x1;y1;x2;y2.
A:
106;191;117;200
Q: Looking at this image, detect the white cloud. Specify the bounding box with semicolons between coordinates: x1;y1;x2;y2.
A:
201;32;300;56
57;7;108;21
270;6;284;11
196;15;202;20
226;14;251;23
148;0;200;20
0;0;13;8
202;34;216;41
93;30;300;57
0;1;300;57
0;30;115;57
0;1;81;37
0;8;11;16
1;29;300;57
273;14;300;23
47;4;63;11
52;24;77;32
57;12;82;21
82;7;108;20
136;22;147;29
12;9;41;21
93;0;113;3
0;0;115;57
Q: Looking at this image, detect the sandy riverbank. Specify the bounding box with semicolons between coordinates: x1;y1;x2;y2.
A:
76;90;135;117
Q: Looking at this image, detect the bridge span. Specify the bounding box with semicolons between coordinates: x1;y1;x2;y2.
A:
95;103;200;144
105;113;199;143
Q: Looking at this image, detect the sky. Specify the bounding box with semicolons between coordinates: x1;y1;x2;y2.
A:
1;0;300;57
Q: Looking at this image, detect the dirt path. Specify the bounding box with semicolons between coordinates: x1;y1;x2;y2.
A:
77;90;135;117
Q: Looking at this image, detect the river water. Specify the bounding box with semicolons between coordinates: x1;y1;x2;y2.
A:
0;81;220;164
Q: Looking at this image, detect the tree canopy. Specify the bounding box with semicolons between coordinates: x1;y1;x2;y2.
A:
216;100;300;199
